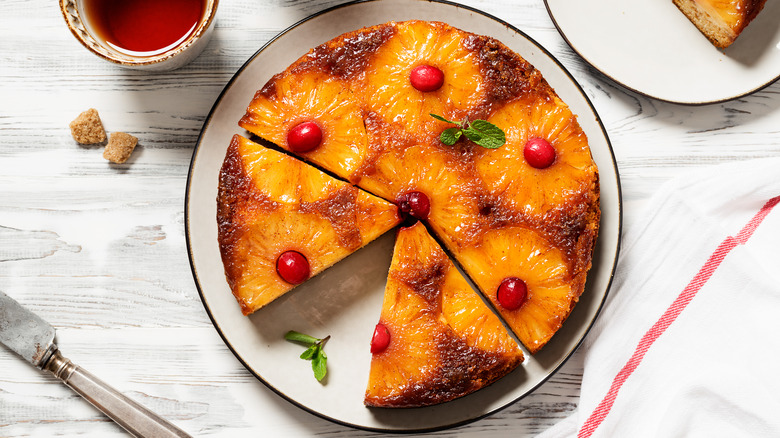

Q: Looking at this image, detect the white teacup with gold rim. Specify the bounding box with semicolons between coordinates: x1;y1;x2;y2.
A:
60;0;218;71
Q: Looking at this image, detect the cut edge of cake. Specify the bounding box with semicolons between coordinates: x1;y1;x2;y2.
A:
672;0;767;48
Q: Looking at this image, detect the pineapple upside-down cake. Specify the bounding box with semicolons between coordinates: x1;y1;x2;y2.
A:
219;20;600;406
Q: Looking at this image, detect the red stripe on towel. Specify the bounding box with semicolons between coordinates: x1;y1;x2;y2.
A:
578;196;780;438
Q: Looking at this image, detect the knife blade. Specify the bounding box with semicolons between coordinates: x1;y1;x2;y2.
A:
0;290;57;368
0;290;191;438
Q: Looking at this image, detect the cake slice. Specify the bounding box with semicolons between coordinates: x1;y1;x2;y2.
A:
217;134;400;315
365;222;523;408
672;0;767;48
442;225;594;354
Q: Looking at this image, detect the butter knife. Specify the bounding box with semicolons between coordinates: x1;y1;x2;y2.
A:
0;290;191;438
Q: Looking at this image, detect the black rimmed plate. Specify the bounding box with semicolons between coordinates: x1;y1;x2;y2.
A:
545;0;780;105
185;0;622;432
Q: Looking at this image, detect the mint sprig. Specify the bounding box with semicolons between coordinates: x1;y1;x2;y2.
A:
430;113;506;149
285;330;330;381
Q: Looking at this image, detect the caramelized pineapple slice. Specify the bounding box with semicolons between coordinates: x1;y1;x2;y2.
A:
239;71;368;181
355;136;488;243
673;0;766;48
454;226;585;354
695;0;749;31
358;21;485;143
217;135;400;314
365;222;523;407
476;91;598;217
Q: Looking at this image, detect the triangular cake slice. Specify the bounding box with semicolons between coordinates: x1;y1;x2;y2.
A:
365;222;523;408
672;0;767;48
442;225;594;355
217;134;400;315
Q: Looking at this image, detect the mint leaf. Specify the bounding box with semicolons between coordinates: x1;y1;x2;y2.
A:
429;113;458;125
284;330;319;346
299;344;318;360
429;114;506;149
285;332;330;382
461;128;482;143
468;119;506;149
440;127;462;145
312;351;327;381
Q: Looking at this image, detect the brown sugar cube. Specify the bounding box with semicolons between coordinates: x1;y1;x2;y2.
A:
69;108;106;144
103;132;138;164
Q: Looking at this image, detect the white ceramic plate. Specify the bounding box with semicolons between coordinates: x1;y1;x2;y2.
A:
545;0;780;104
186;0;622;432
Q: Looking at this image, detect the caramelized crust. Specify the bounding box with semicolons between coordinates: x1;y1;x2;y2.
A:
217;138;281;297
300;187;361;250
292;24;396;79
463;34;544;116
367;329;520;408
390;253;448;304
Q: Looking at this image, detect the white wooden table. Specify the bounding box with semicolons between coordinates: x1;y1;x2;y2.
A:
1;0;778;436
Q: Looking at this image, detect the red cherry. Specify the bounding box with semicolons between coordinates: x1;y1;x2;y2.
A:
371;323;391;354
287;121;322;152
410;65;444;92
523;137;556;169
396;191;431;220
496;277;527;310
276;250;310;284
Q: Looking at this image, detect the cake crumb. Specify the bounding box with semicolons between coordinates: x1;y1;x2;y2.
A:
103;132;138;164
69;108;106;144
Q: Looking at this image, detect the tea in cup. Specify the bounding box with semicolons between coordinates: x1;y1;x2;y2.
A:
60;0;218;71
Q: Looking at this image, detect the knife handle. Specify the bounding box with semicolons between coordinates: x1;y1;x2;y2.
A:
45;349;191;438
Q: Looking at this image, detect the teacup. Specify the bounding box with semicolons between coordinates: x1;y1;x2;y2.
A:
59;0;218;71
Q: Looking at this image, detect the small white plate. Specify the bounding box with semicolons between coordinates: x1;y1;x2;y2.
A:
185;0;622;432
545;0;780;104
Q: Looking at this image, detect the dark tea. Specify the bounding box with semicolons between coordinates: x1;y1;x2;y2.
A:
82;0;206;57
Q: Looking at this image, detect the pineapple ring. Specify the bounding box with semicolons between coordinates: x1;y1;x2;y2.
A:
225;209;346;313
239;71;369;179
456;225;580;354
238;137;342;205
359;21;486;142
476;92;597;215
356;142;488;247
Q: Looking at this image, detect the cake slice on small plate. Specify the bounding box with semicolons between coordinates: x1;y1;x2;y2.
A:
672;0;767;48
365;222;523;408
217;134;400;315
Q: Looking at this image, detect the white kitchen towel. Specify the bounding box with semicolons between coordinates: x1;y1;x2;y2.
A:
539;157;780;438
